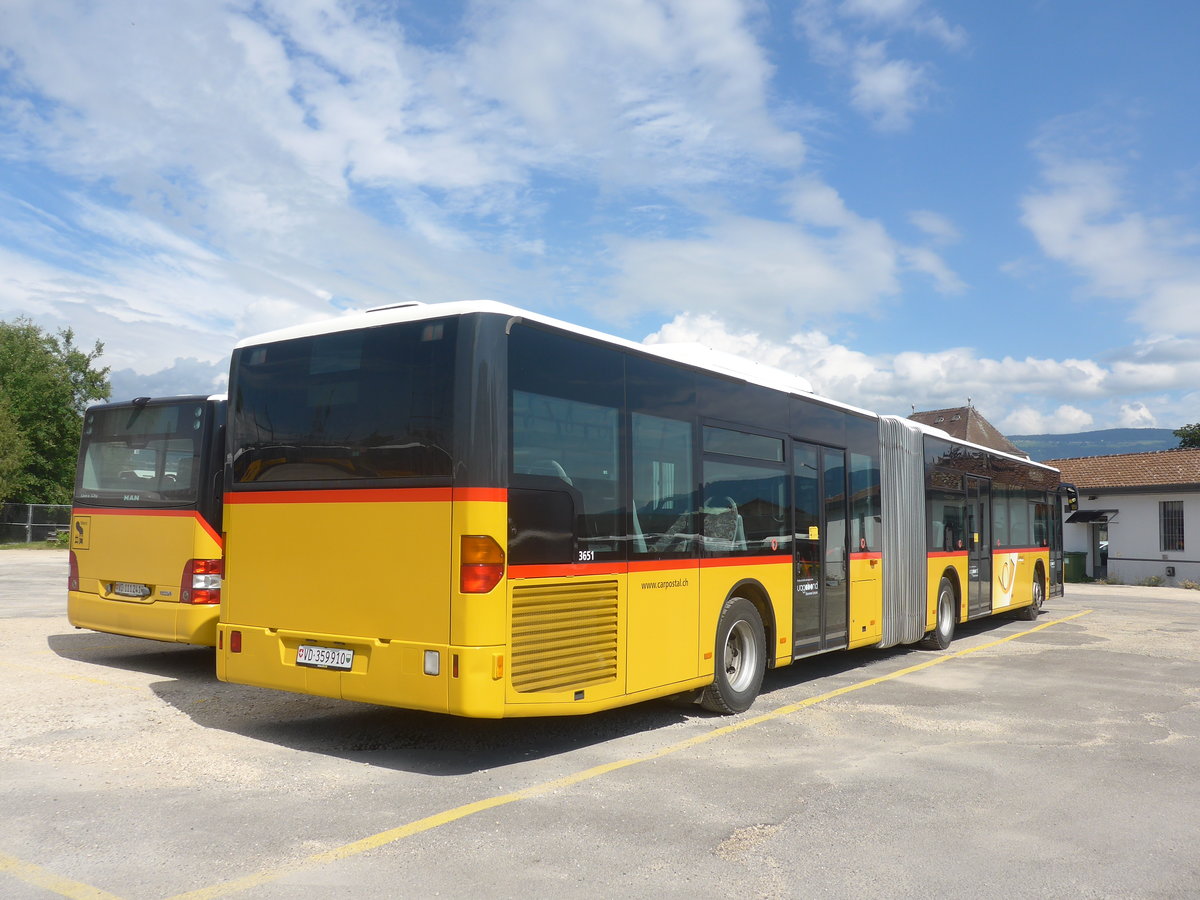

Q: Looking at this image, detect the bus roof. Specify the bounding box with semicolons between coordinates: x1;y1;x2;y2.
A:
235;300;881;421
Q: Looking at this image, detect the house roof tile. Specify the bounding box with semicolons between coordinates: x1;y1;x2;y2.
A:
1045;448;1200;490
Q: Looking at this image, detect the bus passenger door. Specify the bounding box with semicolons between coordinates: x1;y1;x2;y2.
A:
792;442;848;656
966;476;991;617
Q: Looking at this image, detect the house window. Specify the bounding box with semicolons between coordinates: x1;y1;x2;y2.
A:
1160;501;1184;552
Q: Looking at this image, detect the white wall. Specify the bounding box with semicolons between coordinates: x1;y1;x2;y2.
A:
1067;491;1200;586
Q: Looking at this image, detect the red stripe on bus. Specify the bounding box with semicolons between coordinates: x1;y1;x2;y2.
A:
225;487;453;504
849;552;882;561
927;548;1048;558
699;555;789;569
509;562;626;579
72;507;198;518
509;555;792;579
452;487;507;502
628;559;700;574
195;516;222;547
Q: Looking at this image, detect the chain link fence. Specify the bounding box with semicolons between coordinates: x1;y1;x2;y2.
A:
0;504;72;543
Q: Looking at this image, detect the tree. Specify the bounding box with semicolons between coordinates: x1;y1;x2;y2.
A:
0;393;30;502
0;318;111;503
1175;424;1200;449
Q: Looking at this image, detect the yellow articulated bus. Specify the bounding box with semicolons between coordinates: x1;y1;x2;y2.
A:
69;395;226;646
218;301;1064;717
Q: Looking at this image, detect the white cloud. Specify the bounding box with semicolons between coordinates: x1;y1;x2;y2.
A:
602;178;960;329
108;357;229;401
1021;130;1200;338
641;311;1193;430
841;0;967;50
1000;405;1094;436
1116;402;1157;428
463;0;804;181
900;246;965;293
909;209;959;244
849;43;929;132
0;0;813;337
605;212;896;329
795;0;963;131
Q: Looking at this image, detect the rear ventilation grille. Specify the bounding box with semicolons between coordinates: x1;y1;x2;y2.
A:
511;581;619;693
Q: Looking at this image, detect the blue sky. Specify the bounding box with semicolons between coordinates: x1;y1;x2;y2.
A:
1;0;1198;435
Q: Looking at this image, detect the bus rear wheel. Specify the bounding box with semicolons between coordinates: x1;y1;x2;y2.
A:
700;596;766;714
1017;575;1045;621
920;577;956;650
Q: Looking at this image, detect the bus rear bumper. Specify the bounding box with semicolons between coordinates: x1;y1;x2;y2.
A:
67;591;218;646
215;623;509;717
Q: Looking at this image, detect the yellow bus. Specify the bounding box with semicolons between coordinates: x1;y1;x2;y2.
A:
69;395;226;646
218;302;1062;717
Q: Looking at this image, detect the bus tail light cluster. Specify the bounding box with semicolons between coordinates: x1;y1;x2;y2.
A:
68;551;80;592
460;535;505;593
181;558;223;604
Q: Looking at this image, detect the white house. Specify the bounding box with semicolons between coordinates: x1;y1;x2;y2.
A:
1047;449;1200;585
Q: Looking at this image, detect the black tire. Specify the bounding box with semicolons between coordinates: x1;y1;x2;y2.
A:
700;596;766;714
920;577;956;650
1017;574;1045;621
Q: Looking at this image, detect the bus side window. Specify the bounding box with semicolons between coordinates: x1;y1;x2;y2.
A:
632;413;695;558
510;389;621;565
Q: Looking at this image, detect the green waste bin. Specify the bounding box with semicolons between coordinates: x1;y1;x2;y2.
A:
1064;551;1087;583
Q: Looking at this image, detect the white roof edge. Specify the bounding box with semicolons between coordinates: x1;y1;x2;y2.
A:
235;300;878;418
882;414;1059;473
88;393;225;407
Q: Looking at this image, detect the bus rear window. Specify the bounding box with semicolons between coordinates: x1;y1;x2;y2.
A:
231;320;456;484
76;402;208;506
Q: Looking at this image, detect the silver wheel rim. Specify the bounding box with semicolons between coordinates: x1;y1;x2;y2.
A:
939;590;954;638
1033;580;1044;611
725;619;759;693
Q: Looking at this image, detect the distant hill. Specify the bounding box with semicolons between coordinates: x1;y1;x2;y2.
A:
1009;428;1179;462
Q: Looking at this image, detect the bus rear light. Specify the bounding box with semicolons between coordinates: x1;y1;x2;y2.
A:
230;630;242;653
181;558;223;604
68;551;80;592
423;650;440;676
460;535;505;594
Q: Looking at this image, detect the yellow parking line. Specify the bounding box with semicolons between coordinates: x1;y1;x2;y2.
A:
170;609;1093;900
0;852;125;900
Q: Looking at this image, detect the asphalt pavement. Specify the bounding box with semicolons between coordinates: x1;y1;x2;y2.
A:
1;548;1198;899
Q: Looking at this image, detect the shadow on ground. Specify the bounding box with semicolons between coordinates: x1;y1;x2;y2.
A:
46;610;1035;777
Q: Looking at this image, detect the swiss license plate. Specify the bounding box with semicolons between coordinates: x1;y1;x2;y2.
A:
113;582;150;598
296;644;354;671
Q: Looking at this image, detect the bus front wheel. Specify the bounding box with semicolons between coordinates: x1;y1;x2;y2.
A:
920;577;956;650
700;596;766;714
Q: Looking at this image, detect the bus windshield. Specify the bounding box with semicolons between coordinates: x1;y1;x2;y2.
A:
230;319;457;485
76;400;211;508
